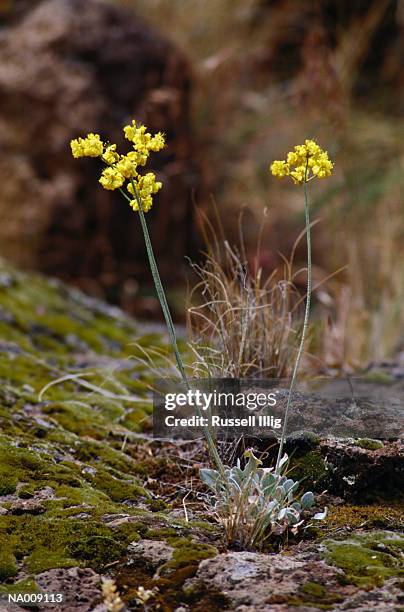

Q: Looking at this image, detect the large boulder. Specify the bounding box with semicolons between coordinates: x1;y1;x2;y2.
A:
0;0;195;308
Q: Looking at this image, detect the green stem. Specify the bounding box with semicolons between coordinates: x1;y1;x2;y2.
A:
138;206;188;382
122;183;224;473
275;169;312;475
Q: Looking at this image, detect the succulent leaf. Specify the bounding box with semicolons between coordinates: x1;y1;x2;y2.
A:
301;491;315;509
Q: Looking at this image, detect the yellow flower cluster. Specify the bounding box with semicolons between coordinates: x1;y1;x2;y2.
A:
270;139;333;184
70;121;165;212
124;120;165;163
99;167;125;190
71;133;104;158
127;173;162;213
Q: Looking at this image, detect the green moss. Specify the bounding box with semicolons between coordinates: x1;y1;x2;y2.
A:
17;484;36;499
74;440;135;473
0;262;142;357
355;438;384;451
290;450;329;490
41;403;110;439
327;504;404;531
88;469;146;502
0;578;39;595
121;405;152;431
0;474;18;495
276;581;345;610
161;540;217;572
0;550;18;580
189;520;219;533
0;353;57;395
300;581;343;606
156;541;219;604
0;262;205;586
26;549;77;574
0;513;150;573
68;535;126;568
287;431;321;449
54;484;111;508
300;582;327;598
149;498;167;512
0;441;48;495
0;425;146;511
323;531;404;587
362;371;395;384
111;522;142;544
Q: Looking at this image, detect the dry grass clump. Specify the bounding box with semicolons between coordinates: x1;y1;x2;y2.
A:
187;210;302;379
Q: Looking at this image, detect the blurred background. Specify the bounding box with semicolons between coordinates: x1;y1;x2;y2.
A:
0;0;403;368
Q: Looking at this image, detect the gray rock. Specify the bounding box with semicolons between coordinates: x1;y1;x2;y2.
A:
127;539;174;568
9;498;46;515
35;567;102;612
336;578;404;610
185;534;404;611
185;551;312;610
0;603;26;612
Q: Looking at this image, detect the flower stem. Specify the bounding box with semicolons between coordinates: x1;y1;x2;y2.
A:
138;205;188;382
122;183;224;473
275;170;312;474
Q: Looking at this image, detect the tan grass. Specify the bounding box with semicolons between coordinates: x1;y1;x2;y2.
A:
187;208;303;379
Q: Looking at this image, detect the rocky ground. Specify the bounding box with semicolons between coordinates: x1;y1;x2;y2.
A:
0;259;402;611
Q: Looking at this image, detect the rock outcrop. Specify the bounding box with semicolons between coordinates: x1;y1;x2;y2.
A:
186;533;404;611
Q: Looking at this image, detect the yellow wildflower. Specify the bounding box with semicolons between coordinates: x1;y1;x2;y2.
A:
290;167;305;184
99;167;125;190
305;139;321;156
70;139;85;158
103;144;119;165
71;119;165;212
115;155;138;179
123;120;138;142
70;133;104;158
149;132;165;152
123;121;166;166
128;173;162;212
286;152;298;165
270;160;290;178
270;139;333;184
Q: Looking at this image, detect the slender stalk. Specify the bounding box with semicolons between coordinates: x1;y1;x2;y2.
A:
119;186;184;376
138;206;188;382
122;183;224;473
275;166;312;474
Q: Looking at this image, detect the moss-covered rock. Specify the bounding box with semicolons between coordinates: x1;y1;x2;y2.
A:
0;578;40;596
289;449;330;490
1;259;403;611
355;438;385;451
295;581;344;609
327;504;404;531
0;549;18;581
0;260;192;583
322;530;404;587
161;539;218;573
